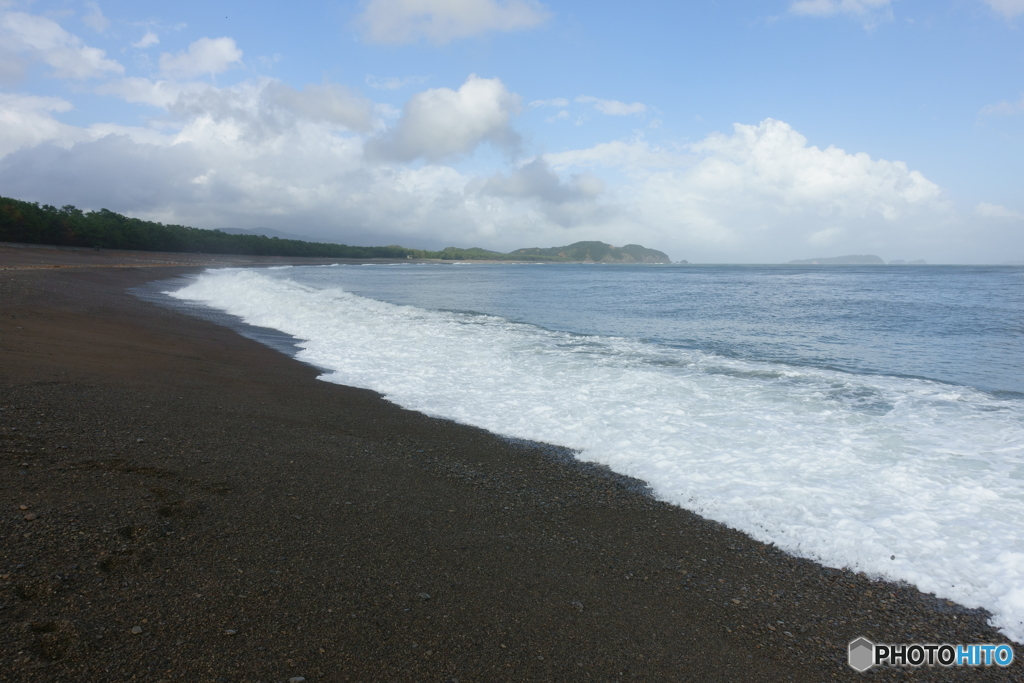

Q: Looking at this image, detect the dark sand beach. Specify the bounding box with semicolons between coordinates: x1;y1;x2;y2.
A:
0;244;1018;682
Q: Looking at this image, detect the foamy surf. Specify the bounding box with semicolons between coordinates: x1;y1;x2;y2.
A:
170;267;1024;642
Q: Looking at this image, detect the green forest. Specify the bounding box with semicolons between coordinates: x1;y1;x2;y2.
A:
0;195;670;262
0;195;411;259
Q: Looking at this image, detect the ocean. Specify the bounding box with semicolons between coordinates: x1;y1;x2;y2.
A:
162;263;1024;642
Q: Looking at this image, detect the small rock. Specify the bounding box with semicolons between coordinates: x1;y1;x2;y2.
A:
288;677;306;683
19;505;28;511
131;626;143;634
23;513;37;521
571;601;584;612
418;592;431;600
224;629;237;635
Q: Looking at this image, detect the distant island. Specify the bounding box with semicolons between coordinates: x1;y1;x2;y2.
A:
788;255;885;265
0;195;671;263
510;242;670;263
788;255;930;265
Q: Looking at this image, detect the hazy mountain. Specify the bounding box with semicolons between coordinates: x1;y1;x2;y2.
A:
788;254;885;265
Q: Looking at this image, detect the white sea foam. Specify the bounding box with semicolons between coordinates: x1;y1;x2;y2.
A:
171;268;1024;642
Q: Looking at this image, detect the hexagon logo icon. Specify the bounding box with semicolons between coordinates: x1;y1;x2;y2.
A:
848;637;875;672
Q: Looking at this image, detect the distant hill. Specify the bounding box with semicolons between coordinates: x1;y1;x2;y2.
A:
788;254;885;265
509;241;671;263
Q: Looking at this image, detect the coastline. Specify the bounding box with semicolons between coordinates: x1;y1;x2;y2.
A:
0;245;1017;681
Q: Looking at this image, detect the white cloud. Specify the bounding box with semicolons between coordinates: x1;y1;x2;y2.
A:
983;0;1024;19
365;74;521;162
981;94;1024;115
789;0;891;16
528;97;568;108
357;0;550;45
0;92;79;156
789;0;893;27
256;53;283;69
808;226;844;245
547;119;951;260
82;2;109;33
267;82;375;132
469;158;607;228
975;202;1024;219
96;77;210;108
0;11;123;79
158;37;242;79
686;119;943;213
365;74;429;90
545;139;683;170
96;77;375;139
475;158;602;203
464;158;606;229
576;95;646;116
0;44;24;83
132;31;159;49
0;90;176;157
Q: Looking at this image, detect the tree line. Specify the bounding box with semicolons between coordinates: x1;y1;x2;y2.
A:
0;195;411;259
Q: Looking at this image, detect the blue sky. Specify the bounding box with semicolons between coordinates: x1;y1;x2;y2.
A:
1;0;1022;262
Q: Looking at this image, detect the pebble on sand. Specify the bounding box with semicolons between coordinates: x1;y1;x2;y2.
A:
131;626;143;634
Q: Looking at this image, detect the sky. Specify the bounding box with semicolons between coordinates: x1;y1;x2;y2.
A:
0;0;1022;263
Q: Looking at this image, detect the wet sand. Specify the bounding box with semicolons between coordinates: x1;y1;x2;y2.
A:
0;245;1017;681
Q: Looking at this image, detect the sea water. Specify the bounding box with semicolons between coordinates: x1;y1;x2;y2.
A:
167;263;1024;642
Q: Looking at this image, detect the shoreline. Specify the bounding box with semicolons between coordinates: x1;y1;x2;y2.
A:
1;245;1018;681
